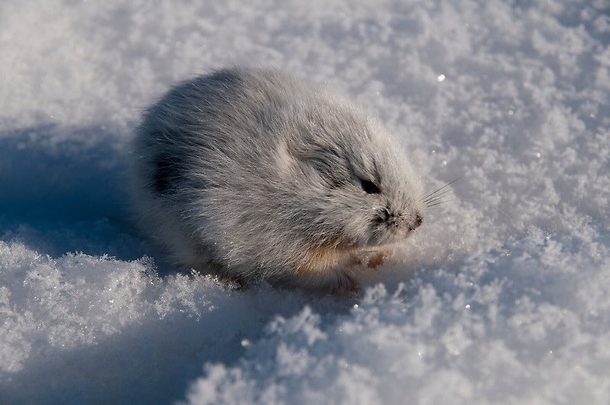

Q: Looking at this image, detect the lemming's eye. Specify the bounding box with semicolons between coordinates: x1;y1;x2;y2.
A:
360;178;380;194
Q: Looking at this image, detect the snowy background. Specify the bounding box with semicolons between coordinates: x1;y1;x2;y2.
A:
1;0;609;404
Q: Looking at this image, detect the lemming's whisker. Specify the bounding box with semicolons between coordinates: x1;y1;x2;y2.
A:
425;199;447;207
423;185;451;201
425;198;459;208
422;177;461;208
423;187;449;201
423;189;453;204
422;177;461;200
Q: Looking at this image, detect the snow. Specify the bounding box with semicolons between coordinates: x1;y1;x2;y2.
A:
1;0;609;404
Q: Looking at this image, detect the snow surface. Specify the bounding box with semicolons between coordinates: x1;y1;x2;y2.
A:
1;0;610;404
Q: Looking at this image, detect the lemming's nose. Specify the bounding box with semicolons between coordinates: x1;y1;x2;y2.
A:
409;214;423;231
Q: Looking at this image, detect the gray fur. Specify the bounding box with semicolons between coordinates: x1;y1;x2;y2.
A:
131;67;424;292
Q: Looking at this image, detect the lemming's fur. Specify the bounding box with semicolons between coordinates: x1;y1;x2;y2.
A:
131;67;424;293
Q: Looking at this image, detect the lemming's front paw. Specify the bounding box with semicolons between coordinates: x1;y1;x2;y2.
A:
353;249;386;270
